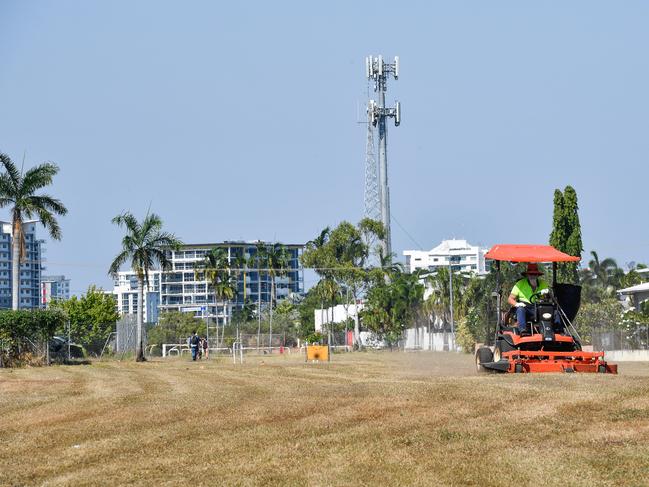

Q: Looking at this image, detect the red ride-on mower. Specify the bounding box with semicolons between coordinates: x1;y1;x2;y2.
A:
475;244;617;374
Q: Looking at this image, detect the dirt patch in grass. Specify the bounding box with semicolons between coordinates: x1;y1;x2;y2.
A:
1;352;648;486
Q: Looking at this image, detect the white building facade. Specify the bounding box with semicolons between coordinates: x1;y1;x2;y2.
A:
403;239;489;275
112;271;160;323
314;304;364;332
40;275;71;307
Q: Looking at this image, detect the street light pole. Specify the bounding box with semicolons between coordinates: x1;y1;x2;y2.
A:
449;267;454;338
203;306;208;354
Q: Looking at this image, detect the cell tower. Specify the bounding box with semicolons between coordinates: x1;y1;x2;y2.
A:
363;113;381;222
365;55;400;259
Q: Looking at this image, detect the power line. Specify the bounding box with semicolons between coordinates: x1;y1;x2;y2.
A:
391;213;424;250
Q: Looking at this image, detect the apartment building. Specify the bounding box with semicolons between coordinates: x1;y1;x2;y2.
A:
40;274;71;307
113;241;304;324
112;271;160;323
0;221;44;309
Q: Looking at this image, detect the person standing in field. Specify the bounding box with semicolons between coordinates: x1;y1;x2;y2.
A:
189;331;200;361
202;336;209;359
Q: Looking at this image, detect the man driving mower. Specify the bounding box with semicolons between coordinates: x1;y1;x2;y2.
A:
508;263;551;335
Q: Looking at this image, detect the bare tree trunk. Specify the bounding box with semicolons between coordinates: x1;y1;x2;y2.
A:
11;222;20;311
136;277;145;361
219;301;228;348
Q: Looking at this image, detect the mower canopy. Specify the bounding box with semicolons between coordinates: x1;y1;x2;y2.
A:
485;244;580;263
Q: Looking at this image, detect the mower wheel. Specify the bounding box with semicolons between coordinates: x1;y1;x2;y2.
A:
493;340;515;362
514;363;524;373
475;347;493;373
598;365;607;374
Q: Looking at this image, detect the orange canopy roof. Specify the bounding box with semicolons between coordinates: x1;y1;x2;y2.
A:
485;244;581;263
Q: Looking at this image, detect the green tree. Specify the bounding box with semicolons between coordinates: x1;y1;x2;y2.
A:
361;267;425;348
50;286;119;355
295;286;324;339
424;267;470;328
302;219;384;347
303;227;334;341
0;153;68;310
0;309;66;366
579;251;624;302
574;298;623;342
619;262;647;289
231;299;256;341
549;186;583;284
272;300;300;346
109;211;181;361
393;269;426;345
147;311;205;351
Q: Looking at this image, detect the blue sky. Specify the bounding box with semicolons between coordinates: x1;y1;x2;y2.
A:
0;1;647;294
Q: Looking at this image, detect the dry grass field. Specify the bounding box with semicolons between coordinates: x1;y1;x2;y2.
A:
1;352;649;487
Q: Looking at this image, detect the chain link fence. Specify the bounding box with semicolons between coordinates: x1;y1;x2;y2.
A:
115;315;147;354
591;325;649;351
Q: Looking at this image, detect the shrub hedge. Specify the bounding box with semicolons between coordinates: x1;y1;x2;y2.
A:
0;309;67;367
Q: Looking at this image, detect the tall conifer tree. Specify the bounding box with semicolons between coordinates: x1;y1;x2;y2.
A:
549;186;582;284
562;186;583;283
549;189;566;251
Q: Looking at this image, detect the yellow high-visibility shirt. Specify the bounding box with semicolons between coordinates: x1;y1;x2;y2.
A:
510;278;549;304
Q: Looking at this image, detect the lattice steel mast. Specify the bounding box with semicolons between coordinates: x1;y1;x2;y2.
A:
363;111;381;222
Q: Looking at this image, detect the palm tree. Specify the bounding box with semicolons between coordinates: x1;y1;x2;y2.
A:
305;227;330;253
109;211;181;361
0;153;67;310
194;247;236;347
393;270;426;346
257;243;291;349
229;250;250;343
251;242;267;349
318;277;339;345
424;267;468;330
231;250;250;302
305;227;331;337
580;251;624;300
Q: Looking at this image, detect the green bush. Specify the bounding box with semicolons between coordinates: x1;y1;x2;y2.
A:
50;286;119;356
0;309;67;367
304;332;324;344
